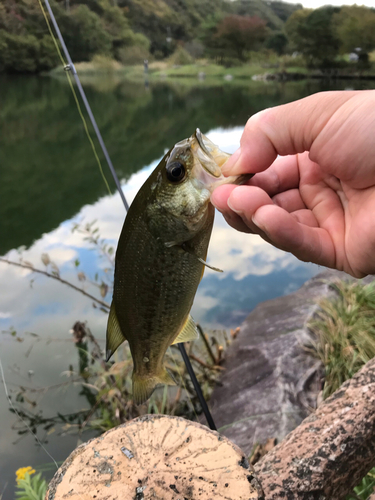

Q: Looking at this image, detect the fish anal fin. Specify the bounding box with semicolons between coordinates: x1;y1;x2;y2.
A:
171;315;199;345
132;369;176;405
106;302;127;361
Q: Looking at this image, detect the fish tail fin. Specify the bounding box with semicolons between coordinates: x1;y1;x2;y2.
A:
132;368;176;405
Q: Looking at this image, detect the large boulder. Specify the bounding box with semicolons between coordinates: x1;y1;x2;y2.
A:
209;269;353;454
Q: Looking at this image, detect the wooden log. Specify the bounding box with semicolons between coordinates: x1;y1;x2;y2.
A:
254;357;375;499
46;414;263;500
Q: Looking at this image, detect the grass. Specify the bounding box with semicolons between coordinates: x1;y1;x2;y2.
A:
49;51;375;85
50;54;309;82
308;279;375;500
308;279;375;400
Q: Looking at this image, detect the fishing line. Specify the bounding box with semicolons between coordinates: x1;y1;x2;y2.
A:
38;0;216;431
37;0;116;204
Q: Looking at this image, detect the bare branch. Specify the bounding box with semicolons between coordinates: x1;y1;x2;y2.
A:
0;257;110;310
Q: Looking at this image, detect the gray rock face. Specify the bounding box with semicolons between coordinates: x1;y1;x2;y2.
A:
209;269;352;455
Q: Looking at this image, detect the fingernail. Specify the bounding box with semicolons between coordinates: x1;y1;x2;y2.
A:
252;213;267;234
222;148;241;175
227;196;241;214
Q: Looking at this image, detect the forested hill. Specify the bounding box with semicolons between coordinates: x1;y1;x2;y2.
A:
0;0;301;73
122;0;302;53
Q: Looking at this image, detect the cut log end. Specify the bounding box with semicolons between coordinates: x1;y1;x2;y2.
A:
46;414;263;500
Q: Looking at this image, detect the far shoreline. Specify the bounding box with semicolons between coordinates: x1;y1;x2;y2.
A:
45;59;375;85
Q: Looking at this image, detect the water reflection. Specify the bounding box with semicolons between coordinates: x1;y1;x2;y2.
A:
0;126;319;335
0;75;328;255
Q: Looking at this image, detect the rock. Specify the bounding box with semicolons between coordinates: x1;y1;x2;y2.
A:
209;269;355;455
255;356;375;499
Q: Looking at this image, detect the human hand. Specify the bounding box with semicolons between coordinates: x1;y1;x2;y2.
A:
211;90;375;278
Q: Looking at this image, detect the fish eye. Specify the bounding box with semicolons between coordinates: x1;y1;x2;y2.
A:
166;161;186;183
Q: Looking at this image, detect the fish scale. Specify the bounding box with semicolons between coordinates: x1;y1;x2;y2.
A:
106;129;250;404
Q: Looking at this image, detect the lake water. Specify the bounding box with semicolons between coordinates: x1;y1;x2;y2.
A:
0;74;373;498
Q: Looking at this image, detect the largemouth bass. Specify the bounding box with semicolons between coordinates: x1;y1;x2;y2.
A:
106;129;251;404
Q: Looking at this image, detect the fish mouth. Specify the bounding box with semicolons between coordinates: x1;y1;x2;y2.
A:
193;128;223;178
195;128;208;154
192;128;253;191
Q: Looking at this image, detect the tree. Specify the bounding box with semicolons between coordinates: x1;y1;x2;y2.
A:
285;6;340;66
199;13;225;61
333;5;375;57
58;5;113;62
268;1;303;23
215;15;268;61
265;31;288;55
0;0;151;72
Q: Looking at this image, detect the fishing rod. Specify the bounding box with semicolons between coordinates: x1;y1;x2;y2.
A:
41;0;217;431
41;0;128;212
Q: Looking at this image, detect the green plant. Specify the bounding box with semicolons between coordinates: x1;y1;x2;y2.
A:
308;279;375;500
15;468;47;500
118;45;150;65
347;467;375;499
168;46;194;66
309;280;375;399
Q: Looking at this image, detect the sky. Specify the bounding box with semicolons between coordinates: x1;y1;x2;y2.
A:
288;0;375;7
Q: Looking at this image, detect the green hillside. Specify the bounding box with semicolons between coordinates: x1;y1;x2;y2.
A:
232;0;302;30
0;0;302;73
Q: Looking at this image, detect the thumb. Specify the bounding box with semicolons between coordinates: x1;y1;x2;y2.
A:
221;90;360;176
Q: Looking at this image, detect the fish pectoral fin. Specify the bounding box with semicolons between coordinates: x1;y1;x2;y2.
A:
132;369;176;405
164;240;179;248
165;241;223;272
196;256;223;273
172;315;199;345
106;302;127;362
181;243;223;273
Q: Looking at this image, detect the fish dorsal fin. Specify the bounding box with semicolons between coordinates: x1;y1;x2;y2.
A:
172;315;199;345
106;302;127;361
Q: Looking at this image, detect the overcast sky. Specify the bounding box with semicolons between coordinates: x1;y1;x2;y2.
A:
288;0;375;7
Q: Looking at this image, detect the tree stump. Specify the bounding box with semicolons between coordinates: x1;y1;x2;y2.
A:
46;415;263;500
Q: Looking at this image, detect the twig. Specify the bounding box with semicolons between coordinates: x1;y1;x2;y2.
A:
79;396;105;433
189;354;224;371
197;324;217;365
0;257;110;310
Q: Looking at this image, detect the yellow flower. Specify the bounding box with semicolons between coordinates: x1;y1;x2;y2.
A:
15;466;36;484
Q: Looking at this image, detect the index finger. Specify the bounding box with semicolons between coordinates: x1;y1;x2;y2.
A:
248;154;300;196
221;90;359;176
